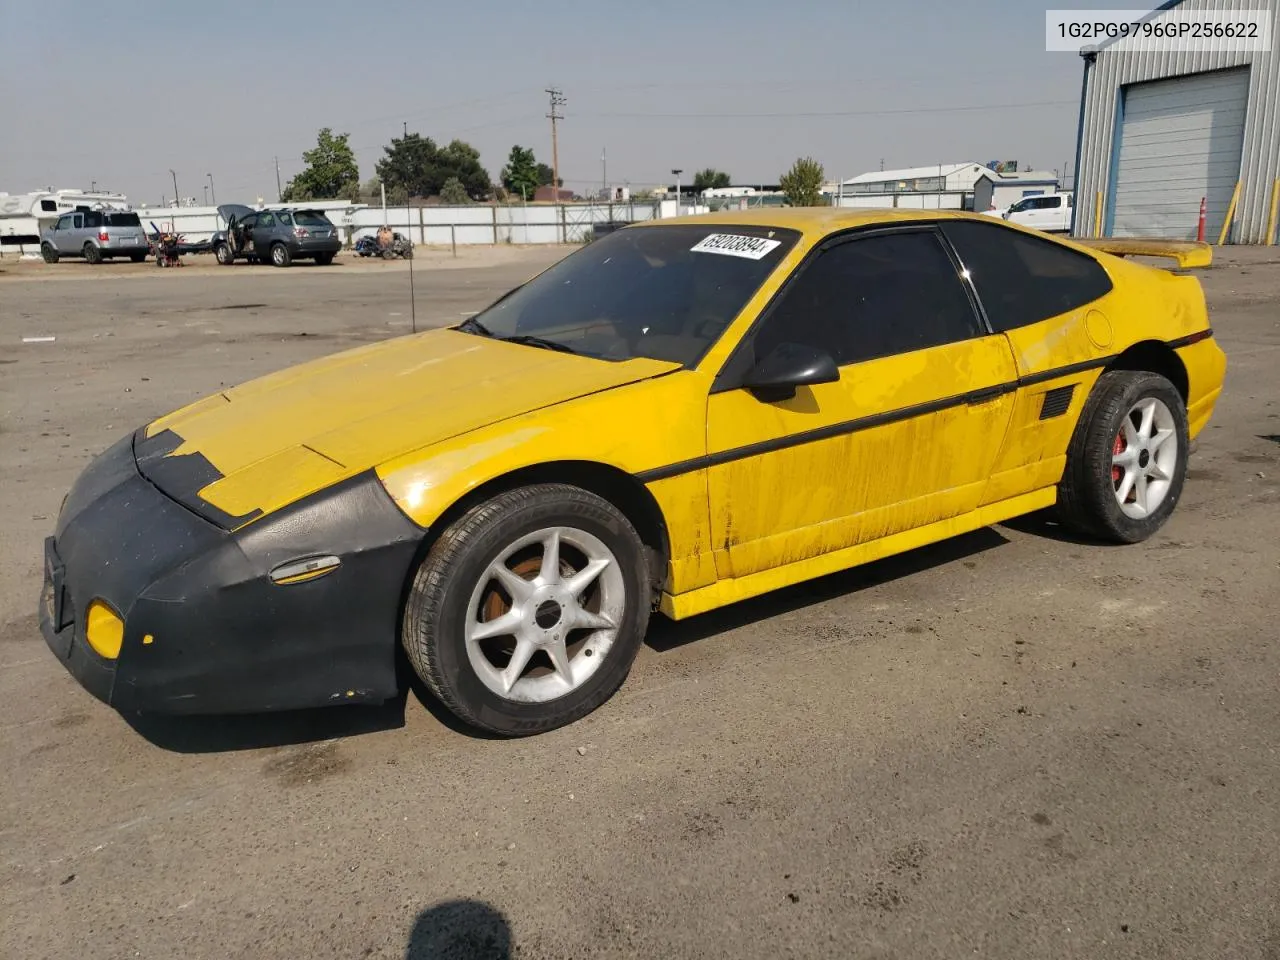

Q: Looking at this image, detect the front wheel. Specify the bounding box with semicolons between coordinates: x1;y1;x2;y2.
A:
214;243;235;265
314;251;335;265
41;244;58;264
1058;370;1189;543
402;484;651;736
270;243;291;267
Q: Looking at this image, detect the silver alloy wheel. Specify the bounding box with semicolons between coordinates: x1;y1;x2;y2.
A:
271;245;286;266
464;526;624;703
1111;396;1178;519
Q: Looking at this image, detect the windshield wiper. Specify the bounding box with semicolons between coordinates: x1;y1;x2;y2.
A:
498;334;580;355
458;316;494;337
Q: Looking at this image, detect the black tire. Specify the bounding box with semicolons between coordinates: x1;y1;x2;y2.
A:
270;243;291;267
214;243;235;266
1057;370;1189;543
314;251;335;265
381;248;395;260
402;484;651;736
130;252;146;263
83;243;102;264
41;244;58;264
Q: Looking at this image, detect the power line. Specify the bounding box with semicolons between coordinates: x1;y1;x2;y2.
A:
575;99;1077;119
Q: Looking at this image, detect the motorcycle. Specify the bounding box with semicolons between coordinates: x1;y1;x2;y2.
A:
355;232;413;260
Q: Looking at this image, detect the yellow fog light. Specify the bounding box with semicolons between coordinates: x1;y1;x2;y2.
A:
85;601;124;660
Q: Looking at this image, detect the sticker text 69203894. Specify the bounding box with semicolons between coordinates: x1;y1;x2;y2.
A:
690;234;782;260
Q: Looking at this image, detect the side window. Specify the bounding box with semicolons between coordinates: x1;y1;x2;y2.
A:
83;211;102;229
40;200;58;212
942;220;1113;332
72;214;84;229
277;211;294;226
257;212;275;229
54;215;72;231
753;230;980;368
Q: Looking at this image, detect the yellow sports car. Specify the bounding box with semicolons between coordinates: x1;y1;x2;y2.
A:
40;210;1226;735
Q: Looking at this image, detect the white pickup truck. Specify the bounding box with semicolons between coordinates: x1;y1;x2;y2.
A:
985;192;1073;233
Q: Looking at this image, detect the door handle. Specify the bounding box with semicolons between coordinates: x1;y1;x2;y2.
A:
966;385;1007;405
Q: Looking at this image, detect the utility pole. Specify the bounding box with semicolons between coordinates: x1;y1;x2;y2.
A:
208;172;216;205
203;185;208;206
403;121;408;140
672;169;683;217
601;146;607;200
91;180;97;192
274;156;283;202
169;169;179;207
546;87;566;201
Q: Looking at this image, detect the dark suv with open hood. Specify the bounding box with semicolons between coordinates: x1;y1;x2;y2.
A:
211;204;342;267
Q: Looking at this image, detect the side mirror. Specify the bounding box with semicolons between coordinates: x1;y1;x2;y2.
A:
742;341;839;402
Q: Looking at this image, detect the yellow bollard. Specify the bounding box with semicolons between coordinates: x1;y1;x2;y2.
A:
1094;191;1103;237
1266;178;1280;246
1217;180;1241;245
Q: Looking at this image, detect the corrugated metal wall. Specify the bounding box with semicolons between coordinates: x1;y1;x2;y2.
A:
1074;0;1280;242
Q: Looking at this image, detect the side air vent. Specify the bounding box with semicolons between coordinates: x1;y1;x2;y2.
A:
1039;384;1076;420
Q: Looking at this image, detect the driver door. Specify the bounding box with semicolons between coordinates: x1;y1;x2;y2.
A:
705;227;1019;579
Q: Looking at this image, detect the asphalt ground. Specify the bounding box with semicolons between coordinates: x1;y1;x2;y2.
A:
1;246;1278;960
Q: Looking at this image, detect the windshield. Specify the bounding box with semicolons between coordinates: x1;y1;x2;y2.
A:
465;224;798;365
104;213;141;227
293;210;332;226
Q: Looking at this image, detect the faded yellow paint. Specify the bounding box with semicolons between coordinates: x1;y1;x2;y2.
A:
705;335;1019;579
1075;238;1213;268
137;207;1227;621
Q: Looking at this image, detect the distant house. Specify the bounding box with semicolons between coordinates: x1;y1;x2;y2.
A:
972;170;1062;212
830;163;993;211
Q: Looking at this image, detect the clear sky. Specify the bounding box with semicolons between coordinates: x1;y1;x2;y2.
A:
0;0;1112;204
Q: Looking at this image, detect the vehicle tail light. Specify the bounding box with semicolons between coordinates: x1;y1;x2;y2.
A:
294;228;308;238
98;232;109;242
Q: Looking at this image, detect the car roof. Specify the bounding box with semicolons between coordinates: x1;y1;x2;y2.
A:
631;207;1013;241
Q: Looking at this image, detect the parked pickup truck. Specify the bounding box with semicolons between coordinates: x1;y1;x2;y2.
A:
985;192;1073;233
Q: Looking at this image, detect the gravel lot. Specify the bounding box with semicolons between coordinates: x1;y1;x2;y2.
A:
1;246;1277;960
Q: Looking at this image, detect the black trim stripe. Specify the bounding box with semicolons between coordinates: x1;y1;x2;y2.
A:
636;330;1214;484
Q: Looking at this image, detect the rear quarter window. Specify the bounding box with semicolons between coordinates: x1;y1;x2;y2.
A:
942;220;1113;332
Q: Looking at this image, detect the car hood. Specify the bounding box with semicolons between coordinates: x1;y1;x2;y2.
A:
134;329;680;529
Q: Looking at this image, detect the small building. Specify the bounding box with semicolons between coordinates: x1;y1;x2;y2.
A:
534;185;575;203
831;163;994;210
972;170;1063;212
1073;0;1279;241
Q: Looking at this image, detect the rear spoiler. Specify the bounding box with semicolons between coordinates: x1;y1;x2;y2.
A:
1075;238;1213;268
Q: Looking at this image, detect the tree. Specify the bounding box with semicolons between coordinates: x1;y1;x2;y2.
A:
281;128;359;202
693;168;732;192
536;163;561;188
375;132;493;200
779;156;826;207
440;177;470;205
501;145;540;200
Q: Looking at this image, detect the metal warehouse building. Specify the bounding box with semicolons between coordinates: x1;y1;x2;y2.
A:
1073;0;1280;242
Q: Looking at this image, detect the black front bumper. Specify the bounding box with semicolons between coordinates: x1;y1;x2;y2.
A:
40;433;423;714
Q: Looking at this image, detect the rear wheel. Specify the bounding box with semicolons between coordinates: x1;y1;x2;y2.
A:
270;243;291;267
402;484;651;736
83;244;102;264
1058;370;1188;543
214;243;235;265
41;243;58;264
314;251;334;265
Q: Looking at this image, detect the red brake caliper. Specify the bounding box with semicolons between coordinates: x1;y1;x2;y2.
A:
1111;430;1126;486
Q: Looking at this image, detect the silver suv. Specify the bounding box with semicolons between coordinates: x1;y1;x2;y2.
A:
40;210;150;264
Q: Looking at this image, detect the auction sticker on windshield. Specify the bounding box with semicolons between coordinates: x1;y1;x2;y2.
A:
690;234;782;260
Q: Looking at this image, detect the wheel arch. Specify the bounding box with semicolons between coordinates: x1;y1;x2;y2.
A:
403;460;672;603
1106;340;1188;403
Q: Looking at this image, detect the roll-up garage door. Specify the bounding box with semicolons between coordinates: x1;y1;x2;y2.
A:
1110;67;1249;240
